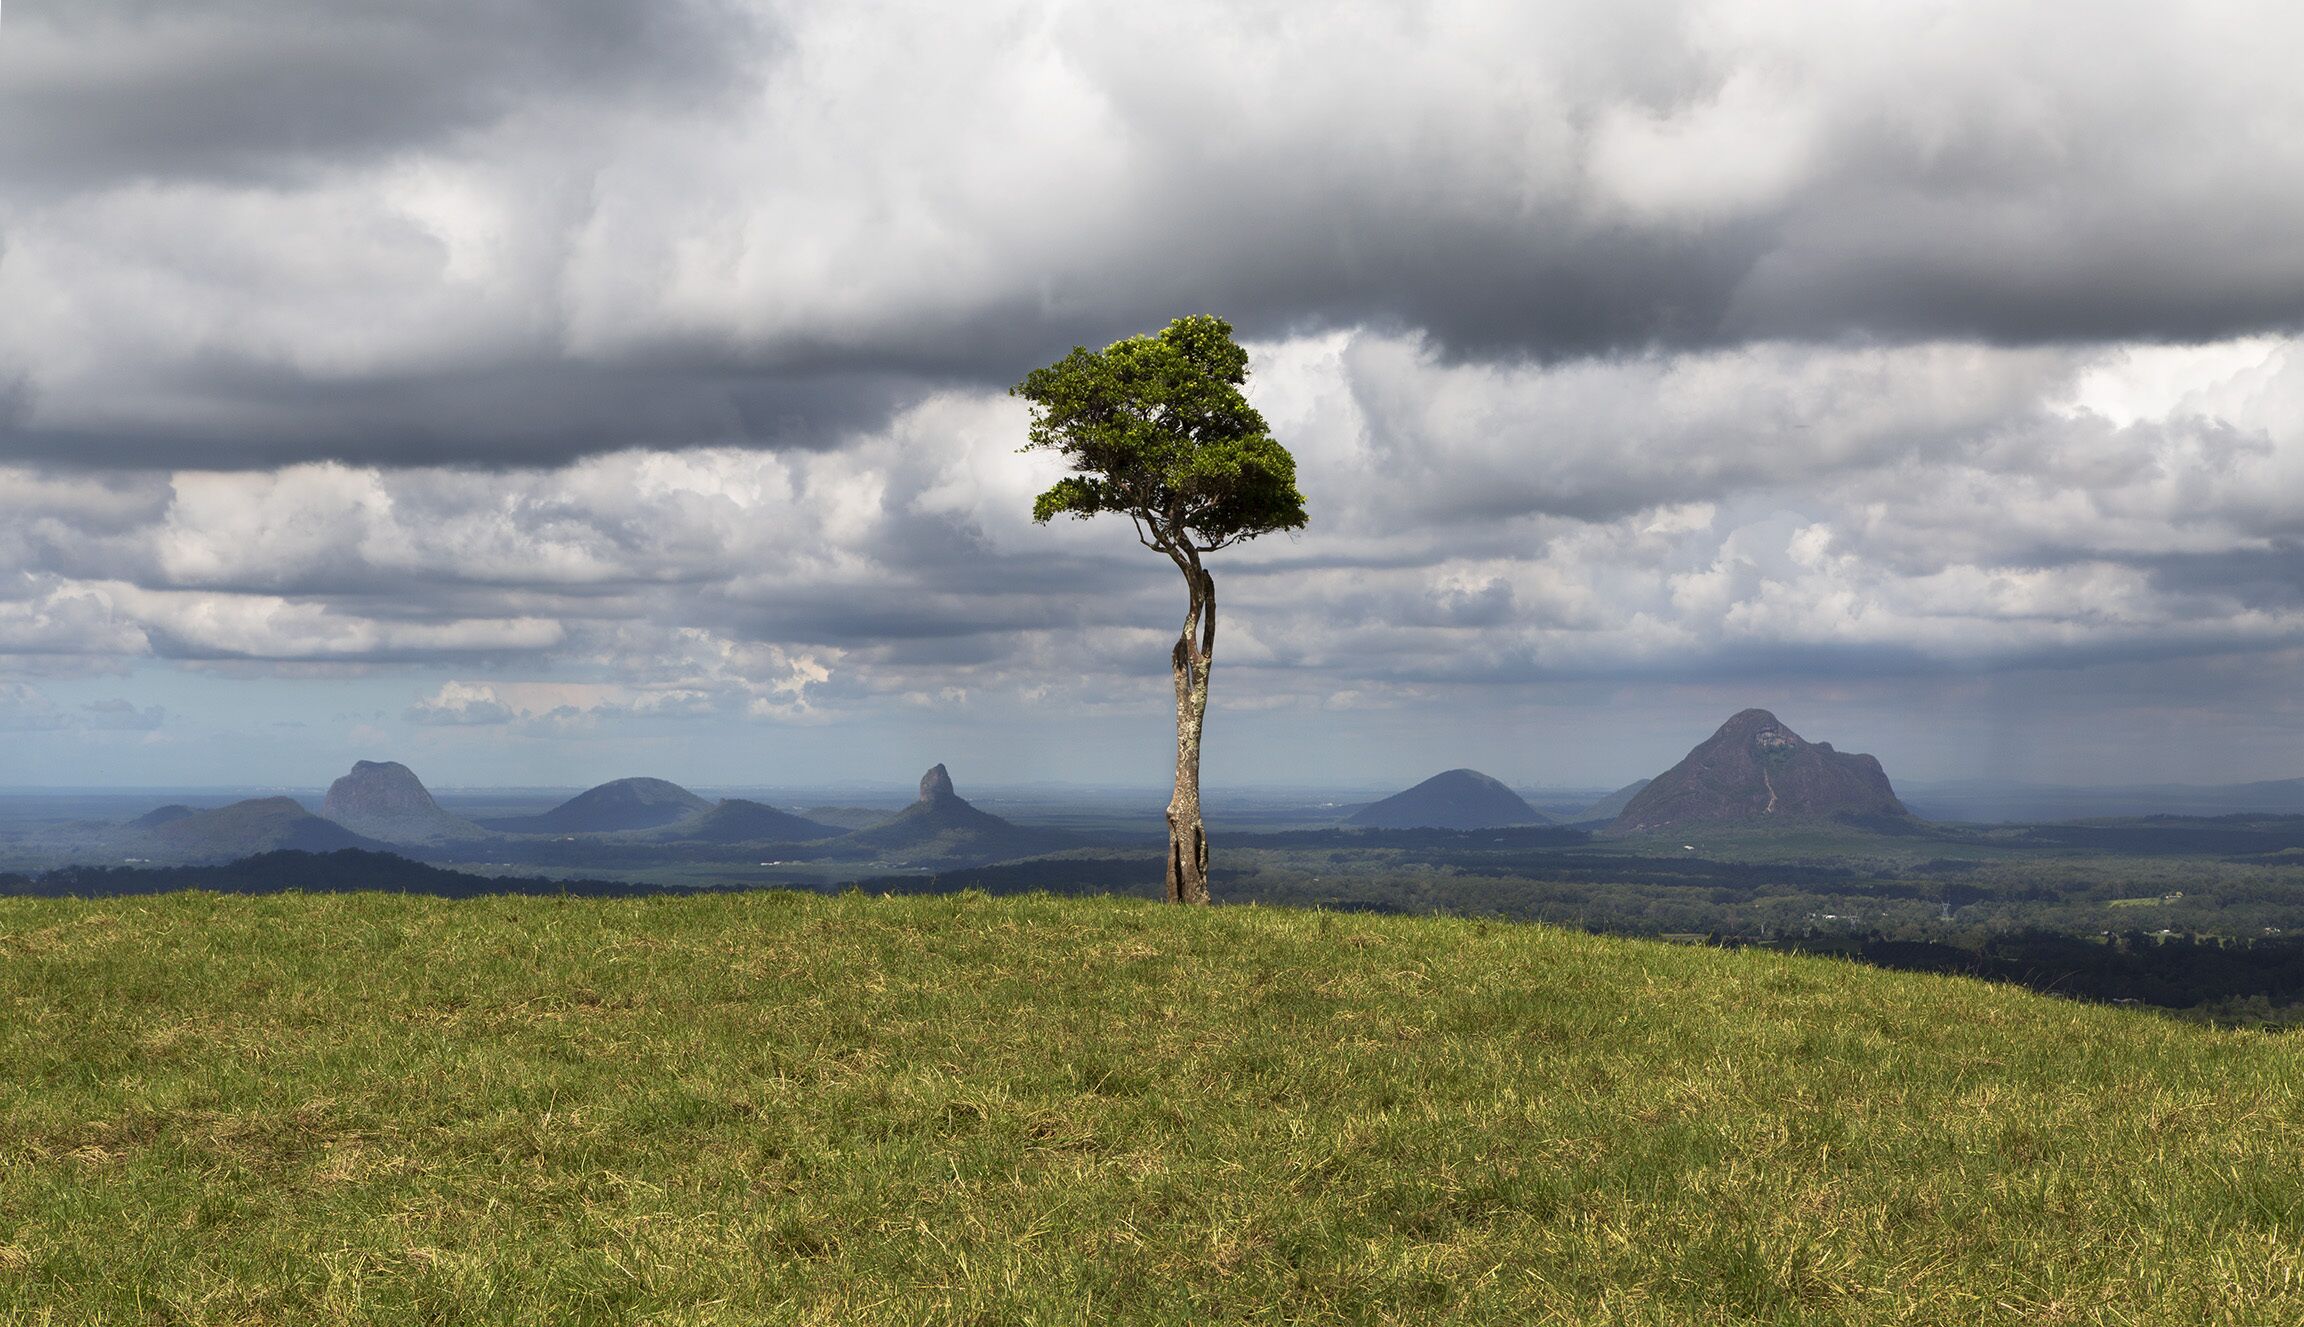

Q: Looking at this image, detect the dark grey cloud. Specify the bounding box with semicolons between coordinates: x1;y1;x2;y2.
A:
2141;544;2304;612
5;333;2302;693
0;0;768;188
6;2;2304;469
0;360;929;471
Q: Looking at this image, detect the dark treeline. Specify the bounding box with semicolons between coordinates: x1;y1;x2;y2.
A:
0;850;697;899
418;840;851;868
1997;815;2304;857
1742;929;2304;1026
14;846;2304;1024
1227;826;1593;850
855;857;2304;1021
1432;853;1870;888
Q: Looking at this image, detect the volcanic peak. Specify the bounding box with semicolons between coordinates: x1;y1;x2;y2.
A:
919;763;957;805
842;764;1051;862
1608;709;1908;835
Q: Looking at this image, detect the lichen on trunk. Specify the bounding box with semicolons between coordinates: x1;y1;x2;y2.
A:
1165;558;1215;904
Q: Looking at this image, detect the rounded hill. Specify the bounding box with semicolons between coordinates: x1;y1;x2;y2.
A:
660;799;843;844
1347;769;1550;830
137;797;389;862
482;778;713;835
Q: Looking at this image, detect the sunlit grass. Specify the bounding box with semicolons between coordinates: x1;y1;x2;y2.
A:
2;890;2299;1324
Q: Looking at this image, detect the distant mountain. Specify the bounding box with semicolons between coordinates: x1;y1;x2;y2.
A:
128;804;200;830
1347;769;1552;830
137;797;389;861
1578;780;1652;823
481;778;713;834
1609;710;1909;835
320;760;487;844
658;798;844;844
841;765;1055;863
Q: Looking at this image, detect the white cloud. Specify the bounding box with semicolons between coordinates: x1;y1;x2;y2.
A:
406;681;517;726
0;681;68;732
0;681;163;734
7;331;2304;712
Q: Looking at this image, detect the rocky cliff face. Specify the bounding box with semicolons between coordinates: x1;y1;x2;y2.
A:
1346;769;1549;830
1608;710;1908;834
320;760;486;844
919;763;958;805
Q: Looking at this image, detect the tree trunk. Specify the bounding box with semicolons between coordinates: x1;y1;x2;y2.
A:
1165;559;1215;904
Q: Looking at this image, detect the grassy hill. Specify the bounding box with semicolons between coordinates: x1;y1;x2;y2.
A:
2;891;2300;1324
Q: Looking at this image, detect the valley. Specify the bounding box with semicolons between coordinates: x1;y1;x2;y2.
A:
10;709;2304;1021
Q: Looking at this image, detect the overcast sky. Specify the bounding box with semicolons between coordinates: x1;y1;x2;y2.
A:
5;0;2304;793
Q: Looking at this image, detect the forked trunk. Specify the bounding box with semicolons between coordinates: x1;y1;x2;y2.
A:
1165;559;1216;904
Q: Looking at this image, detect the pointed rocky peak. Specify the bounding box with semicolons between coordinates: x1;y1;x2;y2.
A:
918;763;957;805
845;761;1044;860
1608;710;1909;835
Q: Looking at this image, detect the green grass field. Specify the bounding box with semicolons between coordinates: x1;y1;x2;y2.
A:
3;890;2300;1324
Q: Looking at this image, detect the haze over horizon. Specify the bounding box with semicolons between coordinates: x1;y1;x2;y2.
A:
5;2;2304;792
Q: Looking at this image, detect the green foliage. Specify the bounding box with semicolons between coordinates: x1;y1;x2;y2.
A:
1015;315;1307;552
4;891;2304;1323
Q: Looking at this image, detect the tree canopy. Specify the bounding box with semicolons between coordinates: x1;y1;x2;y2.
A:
1015;314;1305;903
1014;315;1307;554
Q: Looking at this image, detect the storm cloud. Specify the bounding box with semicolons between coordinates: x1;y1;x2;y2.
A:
7;1;2304;469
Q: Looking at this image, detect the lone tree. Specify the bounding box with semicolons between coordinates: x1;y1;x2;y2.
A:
1015;314;1307;904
